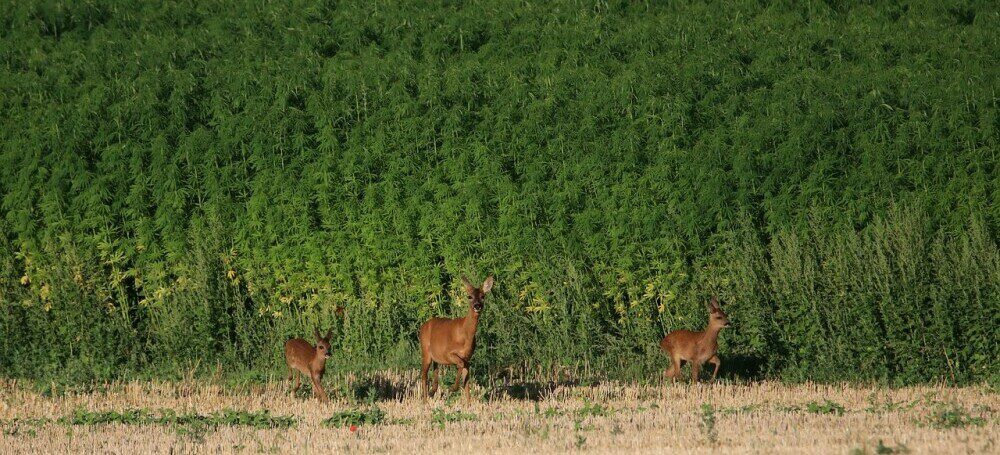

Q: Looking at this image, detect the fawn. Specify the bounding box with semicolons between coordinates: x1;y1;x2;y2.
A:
660;296;731;382
419;275;494;401
285;328;333;401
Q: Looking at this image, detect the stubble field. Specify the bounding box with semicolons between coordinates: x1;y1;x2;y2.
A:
0;372;996;454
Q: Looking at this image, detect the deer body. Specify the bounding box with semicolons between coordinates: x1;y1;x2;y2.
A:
660;296;730;382
420;313;478;367
419;275;493;400
285;329;332;401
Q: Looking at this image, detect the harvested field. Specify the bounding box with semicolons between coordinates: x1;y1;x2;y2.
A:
1;373;995;454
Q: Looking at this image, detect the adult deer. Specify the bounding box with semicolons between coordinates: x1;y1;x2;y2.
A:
419;275;494;401
285;328;333;401
660;296;731;382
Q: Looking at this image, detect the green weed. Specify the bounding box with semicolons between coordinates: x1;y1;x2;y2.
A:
0;418;49;438
718;404;759;415
321;406;386;428
57;408;295;431
850;440;911;454
805;400;846;416
923;403;987;429
430;408;477;429
576;400;612;418
700;404;718;444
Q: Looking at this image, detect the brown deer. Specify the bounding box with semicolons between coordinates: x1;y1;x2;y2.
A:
419;275;494;401
660;296;731;382
285;328;333;401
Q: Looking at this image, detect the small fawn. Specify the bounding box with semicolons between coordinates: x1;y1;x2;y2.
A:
419;275;494;401
285;328;333;401
660;296;731;382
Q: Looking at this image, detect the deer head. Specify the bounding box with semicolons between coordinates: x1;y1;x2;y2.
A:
313;328;333;358
705;295;731;328
461;275;494;314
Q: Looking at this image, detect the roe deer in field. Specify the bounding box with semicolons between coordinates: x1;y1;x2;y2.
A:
419;275;494;401
285;328;333;401
660;296;731;382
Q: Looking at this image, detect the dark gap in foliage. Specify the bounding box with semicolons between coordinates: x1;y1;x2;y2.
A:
947;7;976;26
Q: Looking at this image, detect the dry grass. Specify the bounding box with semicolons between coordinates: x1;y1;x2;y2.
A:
0;371;996;454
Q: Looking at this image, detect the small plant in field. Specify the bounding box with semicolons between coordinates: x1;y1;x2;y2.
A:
576;399;612;418
700;403;718;444
864;399;919;414
59;408;153;425
519;420;551;439
334;380;354;403
635;403;660;413
1;418;49;438
922;403;986;429
533;402;563;418
387;417;416;426
430;408;477;429
805;400;845;416
1;417;53;428
322;405;386;428
571;417;592;448
719;404;759;415
56;408;295;430
173;419;210;443
875;440;911;454
444;391;463;406
572;415;595;431
50;407;295;443
849;440;911;454
776;404;801;412
209;409;296;429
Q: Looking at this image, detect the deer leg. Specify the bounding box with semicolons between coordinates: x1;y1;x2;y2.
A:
708;355;721;381
420;357;432;399
310;371;328;402
664;353;682;383
429;363;440;397
445;353;468;393
449;365;463;392
691;362;702;383
293;370;301;393
461;365;472;403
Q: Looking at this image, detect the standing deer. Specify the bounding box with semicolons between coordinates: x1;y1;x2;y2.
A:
660;296;731;382
285;328;333;402
419;275;494;401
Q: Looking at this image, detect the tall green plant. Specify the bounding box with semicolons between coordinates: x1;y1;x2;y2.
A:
0;0;996;384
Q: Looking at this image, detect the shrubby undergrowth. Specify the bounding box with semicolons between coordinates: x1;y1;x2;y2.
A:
0;0;996;384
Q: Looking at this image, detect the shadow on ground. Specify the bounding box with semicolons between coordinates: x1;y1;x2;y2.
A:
487;379;589;401
722;354;768;381
348;374;409;401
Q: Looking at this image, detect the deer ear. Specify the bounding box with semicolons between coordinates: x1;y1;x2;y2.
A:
482;275;494;293
461;275;474;294
325;328;333;340
711;295;720;309
313;328;322;340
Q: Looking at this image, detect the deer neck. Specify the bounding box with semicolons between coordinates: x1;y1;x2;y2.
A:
462;306;480;339
700;324;723;345
311;346;327;372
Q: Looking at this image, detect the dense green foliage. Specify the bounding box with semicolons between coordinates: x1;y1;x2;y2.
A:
1;0;997;385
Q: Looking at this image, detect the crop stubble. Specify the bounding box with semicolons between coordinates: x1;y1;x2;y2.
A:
0;372;995;454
